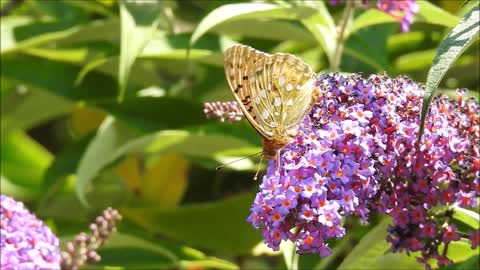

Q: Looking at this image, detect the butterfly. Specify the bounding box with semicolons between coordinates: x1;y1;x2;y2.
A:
224;45;318;171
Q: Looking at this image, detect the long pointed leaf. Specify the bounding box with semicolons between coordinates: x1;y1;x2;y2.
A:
419;5;479;138
118;0;163;101
189;3;317;47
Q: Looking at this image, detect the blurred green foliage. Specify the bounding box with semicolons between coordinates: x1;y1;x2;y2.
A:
0;0;478;269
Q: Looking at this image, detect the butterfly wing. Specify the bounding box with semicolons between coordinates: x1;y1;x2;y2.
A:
224;45;316;140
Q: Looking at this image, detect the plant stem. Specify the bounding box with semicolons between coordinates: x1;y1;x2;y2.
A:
291;246;299;270
332;0;355;71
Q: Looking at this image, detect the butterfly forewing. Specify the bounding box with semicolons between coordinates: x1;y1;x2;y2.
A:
224;45;316;141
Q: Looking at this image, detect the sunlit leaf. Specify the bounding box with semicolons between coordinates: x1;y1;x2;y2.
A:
190;2;317;46
75;117;142;206
100;233;178;264
141;154;189;208
338;218;422;269
416;1;460;28
118;0;164;101
453;206;480;230
350;1;460;35
1;131;52;192
299;1;336;66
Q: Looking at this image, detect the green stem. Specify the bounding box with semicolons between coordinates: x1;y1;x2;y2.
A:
332;0;355;71
291;246;299;270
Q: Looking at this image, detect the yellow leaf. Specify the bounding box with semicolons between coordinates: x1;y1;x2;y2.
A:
113;156;142;195
70;106;106;136
141;153;189;208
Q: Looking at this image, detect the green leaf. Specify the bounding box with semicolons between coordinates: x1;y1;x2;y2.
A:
419;6;479;138
1;87;73;136
180;257;239;270
98;96;207;133
446;240;480;266
1;56;193;132
190;2;317;46
350;1;460;35
299;2;336;64
118;0;164;101
1;131;52;193
122;192;261;254
416;1;460;28
1;54;117;101
350;10;397;35
344;24;394;72
43;133;94;190
1;174;38;201
453;206;480;230
338;218;422;269
0;17;79;54
447;254;479;270
74;116;203;206
101;233;178;265
211;19;316;43
393;49;437;72
75;117;142;206
140;33;223;66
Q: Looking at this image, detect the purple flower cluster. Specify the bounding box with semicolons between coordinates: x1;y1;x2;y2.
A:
380;87;480;269
1;194;61;270
328;0;419;32
247;73;479;268
377;0;419;32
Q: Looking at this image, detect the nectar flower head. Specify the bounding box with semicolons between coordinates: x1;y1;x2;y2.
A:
328;0;419;31
247;73;479;268
1;194;61;270
376;0;419;32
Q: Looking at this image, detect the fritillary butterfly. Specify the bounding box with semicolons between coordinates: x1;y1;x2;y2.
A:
224;45;318;167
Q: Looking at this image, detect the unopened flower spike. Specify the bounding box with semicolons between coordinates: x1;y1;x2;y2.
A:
203;101;243;123
60;207;122;270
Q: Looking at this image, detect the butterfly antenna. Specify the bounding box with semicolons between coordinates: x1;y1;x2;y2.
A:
253;154;264;181
216;151;263;171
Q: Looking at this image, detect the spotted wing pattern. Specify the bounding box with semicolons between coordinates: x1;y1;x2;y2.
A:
224;45;317;140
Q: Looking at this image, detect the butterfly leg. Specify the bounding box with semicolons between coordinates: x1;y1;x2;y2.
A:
253;154;264;181
275;149;282;172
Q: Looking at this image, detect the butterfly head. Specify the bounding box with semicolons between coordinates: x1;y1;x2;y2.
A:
261;136;289;159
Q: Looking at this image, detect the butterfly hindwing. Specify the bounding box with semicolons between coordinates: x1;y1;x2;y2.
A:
224;45;316;140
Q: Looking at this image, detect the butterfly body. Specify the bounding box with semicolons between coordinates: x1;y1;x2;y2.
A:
224;45;317;161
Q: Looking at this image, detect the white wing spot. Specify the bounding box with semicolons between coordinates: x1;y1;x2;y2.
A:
296;85;303;91
286;83;293;91
254;97;261;104
273;97;281;107
256;66;263;72
267;83;272;91
279;76;286;87
286;99;293;106
261;110;269;119
266;59;273;65
274;112;279;116
260;89;266;97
